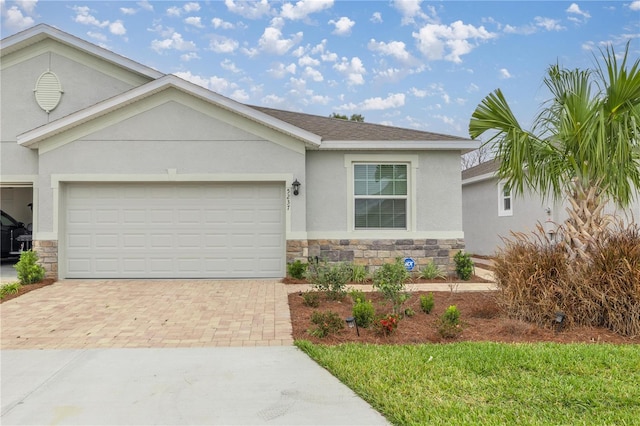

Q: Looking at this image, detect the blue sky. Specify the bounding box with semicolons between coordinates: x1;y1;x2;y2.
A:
1;1;638;137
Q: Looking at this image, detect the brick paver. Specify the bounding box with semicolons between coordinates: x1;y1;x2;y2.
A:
1;280;293;349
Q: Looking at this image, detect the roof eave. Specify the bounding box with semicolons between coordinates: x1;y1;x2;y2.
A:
1;24;164;80
318;140;480;151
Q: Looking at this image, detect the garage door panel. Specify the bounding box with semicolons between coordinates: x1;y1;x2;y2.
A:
65;182;285;278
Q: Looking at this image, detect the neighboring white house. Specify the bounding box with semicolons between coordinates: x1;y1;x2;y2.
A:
462;159;640;256
1;24;478;279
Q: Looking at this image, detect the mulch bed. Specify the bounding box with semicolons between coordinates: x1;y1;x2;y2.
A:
0;279;56;303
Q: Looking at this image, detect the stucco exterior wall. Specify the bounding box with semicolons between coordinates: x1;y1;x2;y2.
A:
34;99;306;236
305;150;464;237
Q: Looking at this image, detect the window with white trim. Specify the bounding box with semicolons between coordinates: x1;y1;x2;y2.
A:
354;164;407;229
498;181;513;216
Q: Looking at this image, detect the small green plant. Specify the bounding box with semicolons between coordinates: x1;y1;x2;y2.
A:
420;293;435;314
306;260;351;300
373;258;410;314
349;288;366;303
454;251;474;281
438;305;462;338
420;261;446;280
404;307;415;318
352;298;375;328
287;260;308;279
349;263;368;283
308;310;345;338
374;313;400;335
301;291;320;308
0;282;22;299
14;250;45;285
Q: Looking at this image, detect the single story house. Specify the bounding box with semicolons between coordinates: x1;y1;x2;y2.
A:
1;24;478;280
462;159;640;256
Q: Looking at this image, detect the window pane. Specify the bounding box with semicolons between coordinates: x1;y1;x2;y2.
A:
355;199;406;229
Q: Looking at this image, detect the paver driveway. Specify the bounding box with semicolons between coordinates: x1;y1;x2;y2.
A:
1;280;294;349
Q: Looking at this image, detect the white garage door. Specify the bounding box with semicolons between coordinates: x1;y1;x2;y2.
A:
64;182;285;278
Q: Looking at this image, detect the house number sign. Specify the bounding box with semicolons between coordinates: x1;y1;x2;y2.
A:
286;187;291;211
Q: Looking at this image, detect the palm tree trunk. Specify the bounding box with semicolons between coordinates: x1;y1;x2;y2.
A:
562;179;610;260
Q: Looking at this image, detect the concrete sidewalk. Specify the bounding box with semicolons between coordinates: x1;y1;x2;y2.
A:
1;346;390;425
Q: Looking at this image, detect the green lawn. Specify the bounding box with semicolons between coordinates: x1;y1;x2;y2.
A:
296;341;640;425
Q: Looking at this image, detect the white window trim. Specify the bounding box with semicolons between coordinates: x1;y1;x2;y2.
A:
498;181;513;217
344;154;418;234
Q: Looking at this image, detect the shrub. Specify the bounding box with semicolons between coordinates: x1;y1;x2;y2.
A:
373;258;410;314
349;263;368;283
14;250;45;285
308;310;344;338
374;313;399;335
287;260;307;279
420;261;446;280
404;307;415;318
420;293;435;314
301;291;320;308
0;282;22;299
306;260;351;300
454;251;473;281
349;288;366;303
494;222;640;337
438;305;462;338
352;298;375;328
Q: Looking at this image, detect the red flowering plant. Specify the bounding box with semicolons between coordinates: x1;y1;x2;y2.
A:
375;313;400;335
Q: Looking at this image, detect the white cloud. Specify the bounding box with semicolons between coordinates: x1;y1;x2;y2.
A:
499;68;512;79
329;17;355;36
413;20;496;63
209;36;239;53
371;12;382;23
262;94;286;106
503;24;537;35
268;62;297;78
3;6;34;30
212;17;234;29
392;0;427;25
566;3;590;19
534;17;565;31
87;31;107;42
184;2;201;12
120;7;137;15
311;39;338;62
280;0;334;20
303;66;324;82
15;0;37;14
151;32;197;53
368;39;416;64
631;1;640;11
309;95;331;105
138;1;154;12
221;59;241;73
410;87;428;98
109;20;126;36
258;26;303;55
299;55;320;67
167;6;182;17
333;57;366;85
180;52;200;61
73;6;109;28
231;89;249;102
185;16;204;28
338;93;406;111
225;0;272;19
174;71;240;95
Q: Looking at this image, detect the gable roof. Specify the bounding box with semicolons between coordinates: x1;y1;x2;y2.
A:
17;75;322;149
462;158;500;183
1;23;163;80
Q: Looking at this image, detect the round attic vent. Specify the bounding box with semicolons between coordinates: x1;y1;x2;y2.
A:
34;71;63;113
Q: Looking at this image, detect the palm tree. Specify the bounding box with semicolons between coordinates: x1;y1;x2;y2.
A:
469;43;640;257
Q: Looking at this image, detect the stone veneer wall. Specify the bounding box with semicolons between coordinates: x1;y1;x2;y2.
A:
33;240;58;279
286;238;465;273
